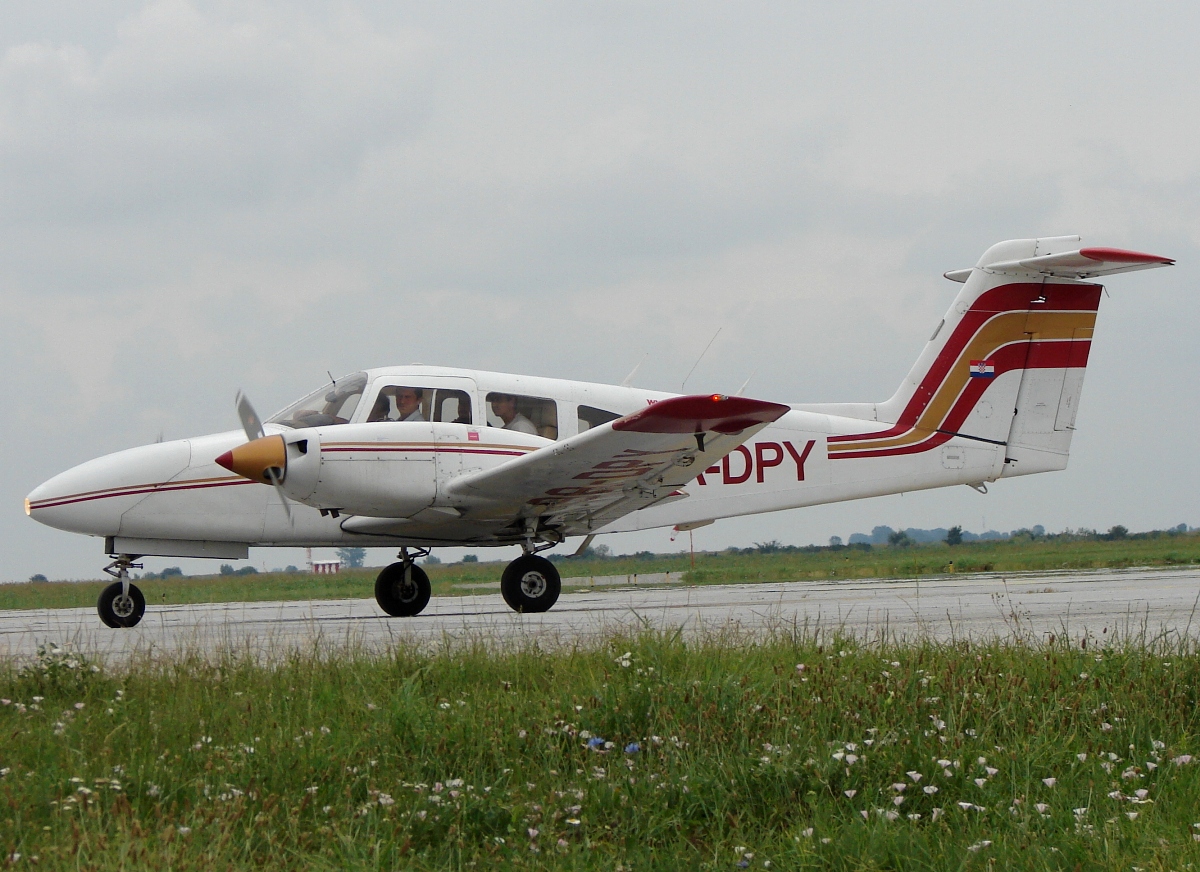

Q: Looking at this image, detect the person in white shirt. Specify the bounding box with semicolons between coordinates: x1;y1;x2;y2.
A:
394;387;427;422
490;393;537;435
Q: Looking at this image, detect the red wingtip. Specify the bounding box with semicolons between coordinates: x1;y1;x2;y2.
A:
215;450;234;471
1079;247;1174;265
612;394;790;435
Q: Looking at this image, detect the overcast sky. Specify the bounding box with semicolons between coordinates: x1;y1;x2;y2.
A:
4;1;1197;581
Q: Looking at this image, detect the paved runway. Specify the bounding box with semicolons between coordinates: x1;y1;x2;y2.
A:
2;566;1199;661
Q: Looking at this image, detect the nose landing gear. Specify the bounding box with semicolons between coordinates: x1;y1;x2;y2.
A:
98;555;146;628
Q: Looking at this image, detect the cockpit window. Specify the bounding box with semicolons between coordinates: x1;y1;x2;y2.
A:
364;385;473;424
268;372;368;429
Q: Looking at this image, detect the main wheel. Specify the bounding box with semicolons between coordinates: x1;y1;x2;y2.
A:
500;555;561;613
374;562;431;617
97;581;146;628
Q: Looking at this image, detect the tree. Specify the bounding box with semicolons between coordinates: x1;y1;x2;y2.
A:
829;536;843;548
945;526;963;546
462;554;478;563
888;530;913;548
423;555;441;565
336;547;367;568
1106;525;1129;541
219;564;234;575
29;573;47;583
755;540;784;554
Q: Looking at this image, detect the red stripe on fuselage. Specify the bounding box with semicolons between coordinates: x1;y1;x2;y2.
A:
29;477;256;511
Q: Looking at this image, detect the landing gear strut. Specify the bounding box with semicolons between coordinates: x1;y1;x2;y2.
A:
98;555;146;628
374;548;431;617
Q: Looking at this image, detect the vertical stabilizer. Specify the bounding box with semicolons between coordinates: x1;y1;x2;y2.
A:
817;237;1172;468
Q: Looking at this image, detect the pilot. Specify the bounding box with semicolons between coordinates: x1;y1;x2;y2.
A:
490;393;537;435
394;387;426;422
367;394;391;423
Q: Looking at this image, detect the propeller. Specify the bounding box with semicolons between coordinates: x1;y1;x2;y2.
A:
236;391;266;442
229;391;292;521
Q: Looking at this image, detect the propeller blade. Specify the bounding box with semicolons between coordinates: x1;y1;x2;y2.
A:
266;467;293;522
235;390;266;443
232;391;292;522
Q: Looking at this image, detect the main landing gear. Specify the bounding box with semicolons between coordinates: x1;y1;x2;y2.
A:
374;548;432;617
500;553;561;613
98;555;146;628
372;543;563;617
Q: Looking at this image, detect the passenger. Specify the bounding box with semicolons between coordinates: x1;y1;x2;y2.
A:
490;393;537;435
394;387;427;422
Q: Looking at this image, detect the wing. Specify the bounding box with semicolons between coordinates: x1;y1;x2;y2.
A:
447;394;791;535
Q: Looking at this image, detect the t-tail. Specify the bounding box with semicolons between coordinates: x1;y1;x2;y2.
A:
804;236;1173;477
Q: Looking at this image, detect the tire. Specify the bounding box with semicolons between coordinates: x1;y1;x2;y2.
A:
500;555;561;613
97;581;146;628
374;562;431;617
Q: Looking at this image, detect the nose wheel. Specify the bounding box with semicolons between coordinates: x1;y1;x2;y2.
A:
98;555;146;628
501;554;561;613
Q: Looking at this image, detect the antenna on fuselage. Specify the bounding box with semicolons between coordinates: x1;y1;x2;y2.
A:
681;327;722;392
326;370;336;386
621;354;648;388
735;372;755;396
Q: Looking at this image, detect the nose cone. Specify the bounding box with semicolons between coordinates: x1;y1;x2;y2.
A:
26;440;192;535
215;435;286;484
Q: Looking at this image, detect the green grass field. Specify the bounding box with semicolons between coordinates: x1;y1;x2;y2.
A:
3;630;1200;869
3;532;1198;613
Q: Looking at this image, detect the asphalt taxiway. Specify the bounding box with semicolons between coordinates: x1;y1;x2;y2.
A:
2;566;1198;661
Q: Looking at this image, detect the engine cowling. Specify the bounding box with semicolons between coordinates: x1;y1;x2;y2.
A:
217;423;438;518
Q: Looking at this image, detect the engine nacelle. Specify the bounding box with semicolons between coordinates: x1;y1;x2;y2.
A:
284;423;437;517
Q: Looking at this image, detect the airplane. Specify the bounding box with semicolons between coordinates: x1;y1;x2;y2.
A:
25;236;1173;628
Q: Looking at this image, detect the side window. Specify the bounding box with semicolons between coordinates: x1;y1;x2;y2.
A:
366;386;433;423
432;389;473;424
486;392;558;439
578;405;621;432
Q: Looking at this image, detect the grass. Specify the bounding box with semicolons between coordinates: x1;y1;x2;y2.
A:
3;630;1200;869
4;532;1199;613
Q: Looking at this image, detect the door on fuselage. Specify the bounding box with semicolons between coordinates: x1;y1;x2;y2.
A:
363;376;481;496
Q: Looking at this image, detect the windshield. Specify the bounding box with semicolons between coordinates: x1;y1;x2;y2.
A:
268;372;368;429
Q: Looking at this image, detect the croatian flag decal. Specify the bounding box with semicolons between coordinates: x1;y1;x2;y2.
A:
468;430;480;441
969;359;995;378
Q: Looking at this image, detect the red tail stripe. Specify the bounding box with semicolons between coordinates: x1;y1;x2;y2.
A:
831;339;1089;459
830;282;1100;444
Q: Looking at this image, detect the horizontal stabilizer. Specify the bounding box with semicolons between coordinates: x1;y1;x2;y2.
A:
946;243;1174;282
